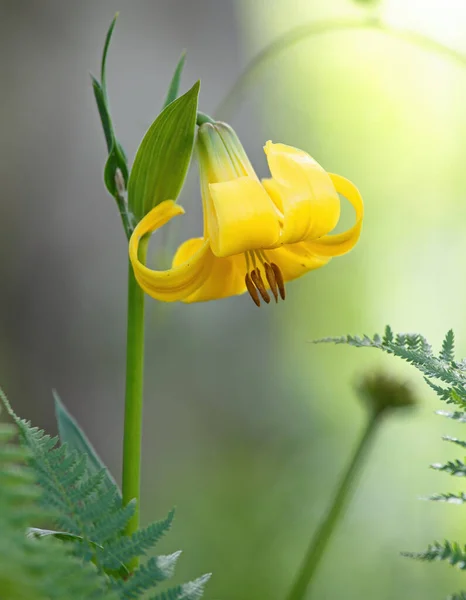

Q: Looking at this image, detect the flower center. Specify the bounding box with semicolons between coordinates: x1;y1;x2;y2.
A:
244;250;285;307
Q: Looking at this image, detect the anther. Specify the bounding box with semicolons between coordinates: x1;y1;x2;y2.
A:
264;263;279;303
271;263;285;300
245;273;261;307
250;269;270;304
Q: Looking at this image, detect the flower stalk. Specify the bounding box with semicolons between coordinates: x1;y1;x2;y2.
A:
285;413;381;600
122;238;148;566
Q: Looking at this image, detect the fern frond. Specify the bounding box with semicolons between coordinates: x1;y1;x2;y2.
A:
443;436;466;449
0;389;209;600
321;326;466;596
100;510;175;571
425;492;466;504
437;410;466;423
431;460;466;477
151;574;212;600
441;330;455;362
317;327;466;409
403;541;466;570
112;552;181;599
0;419;118;600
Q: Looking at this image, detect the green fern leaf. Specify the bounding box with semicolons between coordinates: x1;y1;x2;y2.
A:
443;436;466;449
112;552;181;599
403;541;466;570
100;510;175;571
0;389;209;599
0;418;118;600
431;460;466;477
317;328;466;409
440;330;455;362
437;410;466;423
150;574;212;600
425;492;466;504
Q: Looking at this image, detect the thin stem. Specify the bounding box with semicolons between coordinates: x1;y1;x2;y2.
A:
215;16;466;121
122;238;148;566
286;413;382;600
115;193;134;241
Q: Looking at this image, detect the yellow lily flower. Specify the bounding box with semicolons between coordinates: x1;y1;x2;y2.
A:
129;121;363;306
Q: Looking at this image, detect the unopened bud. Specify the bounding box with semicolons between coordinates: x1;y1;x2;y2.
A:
115;168;126;197
356;371;418;417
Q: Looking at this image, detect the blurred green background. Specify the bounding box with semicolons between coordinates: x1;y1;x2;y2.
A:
2;0;466;598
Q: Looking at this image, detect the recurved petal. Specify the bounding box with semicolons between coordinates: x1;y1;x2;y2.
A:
264;141;340;242
129;200;214;302
303;173;363;257
266;243;331;283
208;176;281;258
173;237;246;302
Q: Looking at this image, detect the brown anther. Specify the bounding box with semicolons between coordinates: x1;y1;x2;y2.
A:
264;263;279;303
250;269;270;304
271;263;285;300
245;273;261;307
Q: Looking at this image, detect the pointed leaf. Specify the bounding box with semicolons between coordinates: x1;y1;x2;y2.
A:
128;80;200;220
101;13;119;95
92;76;114;154
163;51;187;108
54;392;120;494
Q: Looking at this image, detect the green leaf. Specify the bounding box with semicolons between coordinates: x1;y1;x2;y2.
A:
92;14;130;214
104;141;130;198
163;51;187;108
424;492;466;504
128;80;200;220
54;391;120;494
101;13;119;95
440;329;455;362
92;76;114;154
403;540;466;570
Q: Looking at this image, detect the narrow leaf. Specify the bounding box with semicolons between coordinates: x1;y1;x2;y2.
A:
92;77;114;154
128;80;200;220
163;51;187;108
27;527;103;548
54;392;119;493
101;13;119;94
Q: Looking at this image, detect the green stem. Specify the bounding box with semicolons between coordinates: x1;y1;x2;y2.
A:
286;413;382;600
114;192;134;241
122;239;148;564
196;111;216;126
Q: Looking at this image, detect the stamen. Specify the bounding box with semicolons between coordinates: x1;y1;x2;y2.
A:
264;263;279;303
245;273;261;307
244;251;251;273
271;263;285;300
251;269;270;304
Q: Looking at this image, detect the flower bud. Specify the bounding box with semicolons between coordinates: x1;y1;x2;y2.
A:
356;371;418;417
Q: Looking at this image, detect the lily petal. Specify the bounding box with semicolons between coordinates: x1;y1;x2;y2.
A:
264;141;340;243
208;176;280;258
173;237;246;302
129;200;214;301
266;243;331;282
303;173;364;257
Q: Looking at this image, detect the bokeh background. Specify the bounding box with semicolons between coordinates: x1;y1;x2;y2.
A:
2;0;466;598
